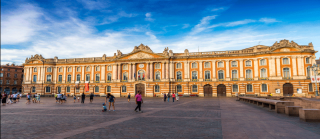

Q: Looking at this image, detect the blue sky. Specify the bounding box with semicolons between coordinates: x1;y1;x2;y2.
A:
1;0;320;64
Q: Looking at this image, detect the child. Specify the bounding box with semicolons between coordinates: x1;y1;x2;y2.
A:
77;96;80;102
102;103;107;112
74;95;76;103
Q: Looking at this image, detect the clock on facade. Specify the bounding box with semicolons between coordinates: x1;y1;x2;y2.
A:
139;64;144;68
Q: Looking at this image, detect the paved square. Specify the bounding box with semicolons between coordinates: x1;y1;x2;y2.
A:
1;97;320;139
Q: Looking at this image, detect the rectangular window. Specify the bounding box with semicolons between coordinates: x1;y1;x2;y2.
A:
32;87;36;92
14;74;17;78
247;85;252;92
309;83;313;92
58;75;62;82
68;67;72;72
67;87;70;92
7;73;10;77
58;87;61;93
260;59;266;66
204;62;210;68
34;68;37;72
192;63;197;68
232;70;238;79
107;66;112;71
8;69;10;71
262;84;267;92
283;58;289;64
6;80;10;84
107;86;111;92
306;57;310;64
122;86;126;92
67;75;71;82
155;63;161;69
231;61;237;67
86;74;90;81
14;80;17;84
0;73;3;77
122;65;128;70
47;75;52;82
176;63;181;69
205;71;210;80
46;87;51;93
192;85;197;92
47;67;52;72
77;67;81;72
233;85;238;92
33;75;37;82
218;62;223;67
177;85;182;92
76;88;79;93
245;61;251;66
0;80;2;84
155;85;160;92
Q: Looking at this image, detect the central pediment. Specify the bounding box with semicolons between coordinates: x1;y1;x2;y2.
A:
120;51;163;60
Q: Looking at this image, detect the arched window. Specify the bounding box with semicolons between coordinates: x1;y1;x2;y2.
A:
33;75;37;82
76;74;81;81
66;86;70;92
309;83;313;92
260;59;266;66
86;66;90;71
122;86;126;92
176;71;182;80
107;86;111;92
86;74;90;81
34;67;37;72
96;66;100;71
231;61;237;67
95;74;100;81
283;58;289;64
67;75;71;82
107;65;112;71
32;86;36;92
307;67;311;77
232;84;238;92
246;69;252;79
218;70;224;80
138;70;145;80
155;71;161;80
57;87;61;93
95;86;99;92
218;61;224;67
245;60;251;67
205;71;210;80
247;84;252;92
232;70;238;80
123;73;128;81
47;67;52;72
107;74;112;81
77;67;81;72
155;85;160;92
204;62;210;68
192;85;197;92
58;75;62;82
177;85;182;92
261;84;268;92
283;68;290;78
46;86;50;93
306;57;310;64
155;63;161;69
176;63;182;69
192;62;197;68
260;69;267;78
47;75;52;82
192;71;197;80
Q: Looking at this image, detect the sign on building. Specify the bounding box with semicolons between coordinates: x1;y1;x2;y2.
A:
311;76;320;83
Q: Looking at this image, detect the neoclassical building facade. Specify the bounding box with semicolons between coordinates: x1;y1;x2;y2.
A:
22;40;317;97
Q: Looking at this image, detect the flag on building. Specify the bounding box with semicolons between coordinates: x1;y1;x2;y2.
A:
85;81;89;92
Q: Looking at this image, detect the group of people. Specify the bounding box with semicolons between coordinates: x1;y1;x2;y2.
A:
54;93;67;104
25;93;41;104
102;92;143;113
1;92;22;106
163;92;179;102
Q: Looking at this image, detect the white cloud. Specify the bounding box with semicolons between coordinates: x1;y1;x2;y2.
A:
259;18;280;23
145;12;154;22
190;15;217;35
1;4;44;45
146;32;160;43
77;0;109;10
100;11;137;25
211;7;225;11
182;24;190;29
225;19;256;27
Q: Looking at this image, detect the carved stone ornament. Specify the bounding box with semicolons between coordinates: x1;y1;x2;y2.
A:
163;47;169;56
25;54;44;63
117;50;122;57
270;39;301;51
169;50;173;56
131;43;153;53
128;52;154;59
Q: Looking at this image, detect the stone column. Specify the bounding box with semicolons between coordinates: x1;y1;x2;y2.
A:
128;63;132;81
42;67;45;82
240;60;244;79
132;63;136;80
91;66;94;82
72;66;75;83
53;67;57;83
37;66;41;82
170;61;174;80
150;62;153;80
226;60;230;81
146;63;149;80
63;66;66;83
184;61;188;79
81;66;85;83
112;64;117;81
162;62;165;79
254;59;259;80
101;65;105;82
292;56;297;77
276;57;281;76
166;62;169;80
199;61;203;81
269;57;276;77
212;60;216;81
29;67;32;82
117;64;121;81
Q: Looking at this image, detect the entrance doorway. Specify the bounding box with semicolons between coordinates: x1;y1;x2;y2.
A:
217;84;226;97
204;84;212;97
283;83;293;96
135;83;145;97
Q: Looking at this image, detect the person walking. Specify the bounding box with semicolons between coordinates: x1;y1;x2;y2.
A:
90;93;94;103
81;93;85;103
55;93;58;103
163;93;167;102
127;93;131;102
77;96;80;102
7;93;12;104
73;95;76;103
134;91;143;113
176;93;179;101
37;94;41;103
172;93;176;102
106;93;116;111
2;93;7;106
57;93;62;104
13;93;17;103
26;93;31;104
17;93;21;102
167;93;170;102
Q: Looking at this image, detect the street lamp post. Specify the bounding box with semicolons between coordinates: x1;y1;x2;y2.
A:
309;64;319;96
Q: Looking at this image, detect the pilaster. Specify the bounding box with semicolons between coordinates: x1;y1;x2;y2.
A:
226;60;230;81
239;59;244;81
199;61;203;81
212;60;216;81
